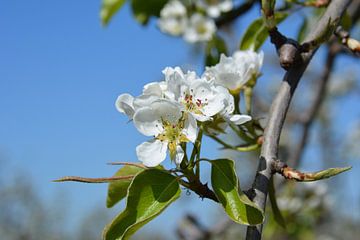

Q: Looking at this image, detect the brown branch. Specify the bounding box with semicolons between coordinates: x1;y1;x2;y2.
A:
245;0;351;239
106;161;147;168
53;175;134;183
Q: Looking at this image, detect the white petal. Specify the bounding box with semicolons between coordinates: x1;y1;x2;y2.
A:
229;114;252;125
175;145;184;165
133;106;163;136
143;81;166;96
183;114;197;142
133;94;161;109
115;93;135;118
136;140;168;167
152;99;182;124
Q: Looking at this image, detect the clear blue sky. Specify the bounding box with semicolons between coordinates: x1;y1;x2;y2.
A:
1;0;359;238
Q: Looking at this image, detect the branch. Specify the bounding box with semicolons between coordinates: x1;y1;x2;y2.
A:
245;0;351;239
53;175;134;183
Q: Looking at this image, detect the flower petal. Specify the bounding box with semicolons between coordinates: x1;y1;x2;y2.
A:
175;145;184;165
115;93;135;118
183;113;197;142
229;114;252;125
133;106;163;136
136;140;168;167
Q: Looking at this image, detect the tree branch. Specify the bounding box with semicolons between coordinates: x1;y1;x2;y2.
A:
245;0;352;239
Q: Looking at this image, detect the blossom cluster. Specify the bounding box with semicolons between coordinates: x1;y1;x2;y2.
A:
158;0;233;43
116;50;263;167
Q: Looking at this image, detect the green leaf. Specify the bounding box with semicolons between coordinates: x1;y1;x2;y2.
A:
268;177;286;229
130;0;168;25
106;165;144;208
239;12;288;51
205;35;228;66
303;166;351;181
209;159;264;225
100;0;127;26
103;169;181;240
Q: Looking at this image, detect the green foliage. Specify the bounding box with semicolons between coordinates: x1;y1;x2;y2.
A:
209;159;264;225
102;169;181;240
106;165;144;208
130;0;168;25
239;12;288;51
205;35;228;66
100;0;127;26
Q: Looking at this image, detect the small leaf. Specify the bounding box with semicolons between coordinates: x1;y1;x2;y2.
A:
239;12;288;51
103;169;181;240
205;35;228;66
209;159;264;225
106;165;144;208
282;166;351;182
268;177;286;229
100;0;127;26
130;0;168;25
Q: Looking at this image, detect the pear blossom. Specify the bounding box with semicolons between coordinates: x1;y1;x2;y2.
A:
184;14;216;43
133;99;197;167
204;50;264;93
196;0;233;18
158;0;187;36
162;67;227;121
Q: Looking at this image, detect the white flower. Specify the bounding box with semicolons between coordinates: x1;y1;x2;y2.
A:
184;14;216;43
158;0;187;36
196;0;233;18
162;67;227;121
134;99;197;167
205;50;263;92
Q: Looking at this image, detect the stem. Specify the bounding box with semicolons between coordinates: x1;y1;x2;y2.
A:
229;123;255;143
209;134;234;149
233;93;241;114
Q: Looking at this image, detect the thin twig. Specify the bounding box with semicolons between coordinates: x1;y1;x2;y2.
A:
53;175;134;183
106;161;147;169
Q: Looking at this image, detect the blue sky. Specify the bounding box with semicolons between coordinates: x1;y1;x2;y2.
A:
0;0;219;236
1;0;359;238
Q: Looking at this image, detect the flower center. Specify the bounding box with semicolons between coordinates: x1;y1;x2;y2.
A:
182;93;208;115
156;117;189;160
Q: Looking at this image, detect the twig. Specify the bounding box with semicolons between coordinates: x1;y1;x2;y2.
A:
245;0;351;239
106;162;147;169
53;175;134;183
